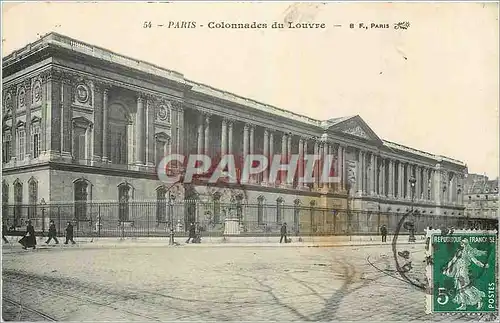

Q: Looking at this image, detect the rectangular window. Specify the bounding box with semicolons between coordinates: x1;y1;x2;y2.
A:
17;129;25;161
2;133;11;163
73;127;86;160
32;126;40;159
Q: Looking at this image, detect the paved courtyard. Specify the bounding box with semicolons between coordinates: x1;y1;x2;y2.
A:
2;243;497;321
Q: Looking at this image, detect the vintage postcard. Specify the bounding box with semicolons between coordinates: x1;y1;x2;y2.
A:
1;1;498;322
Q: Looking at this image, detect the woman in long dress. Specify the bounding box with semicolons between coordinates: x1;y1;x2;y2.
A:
442;238;489;310
20;220;36;249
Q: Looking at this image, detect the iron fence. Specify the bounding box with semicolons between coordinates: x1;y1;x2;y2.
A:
2;201;497;238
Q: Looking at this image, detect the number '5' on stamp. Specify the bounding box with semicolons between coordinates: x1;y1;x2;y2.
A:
425;229;498;314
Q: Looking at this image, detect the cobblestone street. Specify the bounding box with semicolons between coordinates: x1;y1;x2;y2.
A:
1;243;496;321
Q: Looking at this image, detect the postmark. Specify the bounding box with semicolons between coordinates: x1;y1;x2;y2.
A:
425;229;498;314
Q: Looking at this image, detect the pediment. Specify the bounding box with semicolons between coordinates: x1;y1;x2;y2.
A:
326;115;383;145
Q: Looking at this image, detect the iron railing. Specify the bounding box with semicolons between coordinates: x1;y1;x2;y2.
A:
2;201;497;238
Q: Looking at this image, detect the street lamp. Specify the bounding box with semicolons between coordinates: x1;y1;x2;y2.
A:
168;193;176;245
408;176;417;242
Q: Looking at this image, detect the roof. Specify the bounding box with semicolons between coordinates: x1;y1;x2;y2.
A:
3;32;467;167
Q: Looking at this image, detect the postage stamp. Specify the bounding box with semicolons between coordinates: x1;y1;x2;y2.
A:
425;229;498;314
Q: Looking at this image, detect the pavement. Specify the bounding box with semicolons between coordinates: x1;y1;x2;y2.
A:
1;234;426;251
3;239;497;321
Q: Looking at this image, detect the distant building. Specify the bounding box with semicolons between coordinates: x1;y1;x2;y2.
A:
464;174;499;220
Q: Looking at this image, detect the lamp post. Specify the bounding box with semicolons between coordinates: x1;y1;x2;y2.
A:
40;198;46;234
408;176;417;242
168;193;176;245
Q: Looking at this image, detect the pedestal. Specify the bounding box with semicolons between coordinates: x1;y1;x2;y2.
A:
224;218;241;235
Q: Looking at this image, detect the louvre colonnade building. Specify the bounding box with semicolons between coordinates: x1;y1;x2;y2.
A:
2;33;468;228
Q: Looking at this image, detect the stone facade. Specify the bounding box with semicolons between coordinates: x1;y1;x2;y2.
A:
2;32;468;220
464;173;499;219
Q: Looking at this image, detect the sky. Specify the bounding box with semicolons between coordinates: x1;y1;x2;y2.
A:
2;2;499;178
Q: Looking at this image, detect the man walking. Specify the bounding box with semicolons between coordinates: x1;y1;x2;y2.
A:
186;222;196;244
45;220;59;244
280;222;288;243
380;224;388;243
65;222;76;244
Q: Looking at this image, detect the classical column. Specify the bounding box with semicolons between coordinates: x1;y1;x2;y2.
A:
380;157;385;196
406;164;412;200
298;137;304;188
304;139;309;188
243;124;249;158
263;129;269;184
361;151;367;194
423;167;429;200
287;133;292;162
136;96;145;164
322;143;328;189
342;145;347;191
399;162;405;199
249;125;255;182
429;169;434;201
357;150;362;194
197;114;204;155
102;88;109;162
269;131;274;181
387;159;393;197
221;118;227;156
414;166;420;200
336;144;342;191
314;140;319;189
228;120;233;154
280;133;287;185
204;114;210;156
250;125;255;155
369;153;375;195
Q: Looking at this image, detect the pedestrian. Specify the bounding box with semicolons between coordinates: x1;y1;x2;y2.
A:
194;222;202;244
186;222;195;243
380;224;388;243
64;222;76;244
19;220;36;249
45;220;59;244
280;222;288;243
2;222;9;243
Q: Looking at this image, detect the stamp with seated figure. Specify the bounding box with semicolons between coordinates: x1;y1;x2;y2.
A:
425;229;497;314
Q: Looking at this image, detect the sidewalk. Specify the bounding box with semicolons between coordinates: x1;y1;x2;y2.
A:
2;235;425;250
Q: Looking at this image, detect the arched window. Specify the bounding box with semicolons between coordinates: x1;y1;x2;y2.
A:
74;179;90;220
31;118;41;158
257;196;265;225
13;179;22;227
118;182;133;222
276;197;284;224
156;186;167;223
2;127;12;163
213;192;221;224
28;178;38;218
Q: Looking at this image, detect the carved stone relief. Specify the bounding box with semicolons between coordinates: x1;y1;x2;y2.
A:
347;160;357;185
17;86;26;109
4;92;13;115
32;80;42;105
